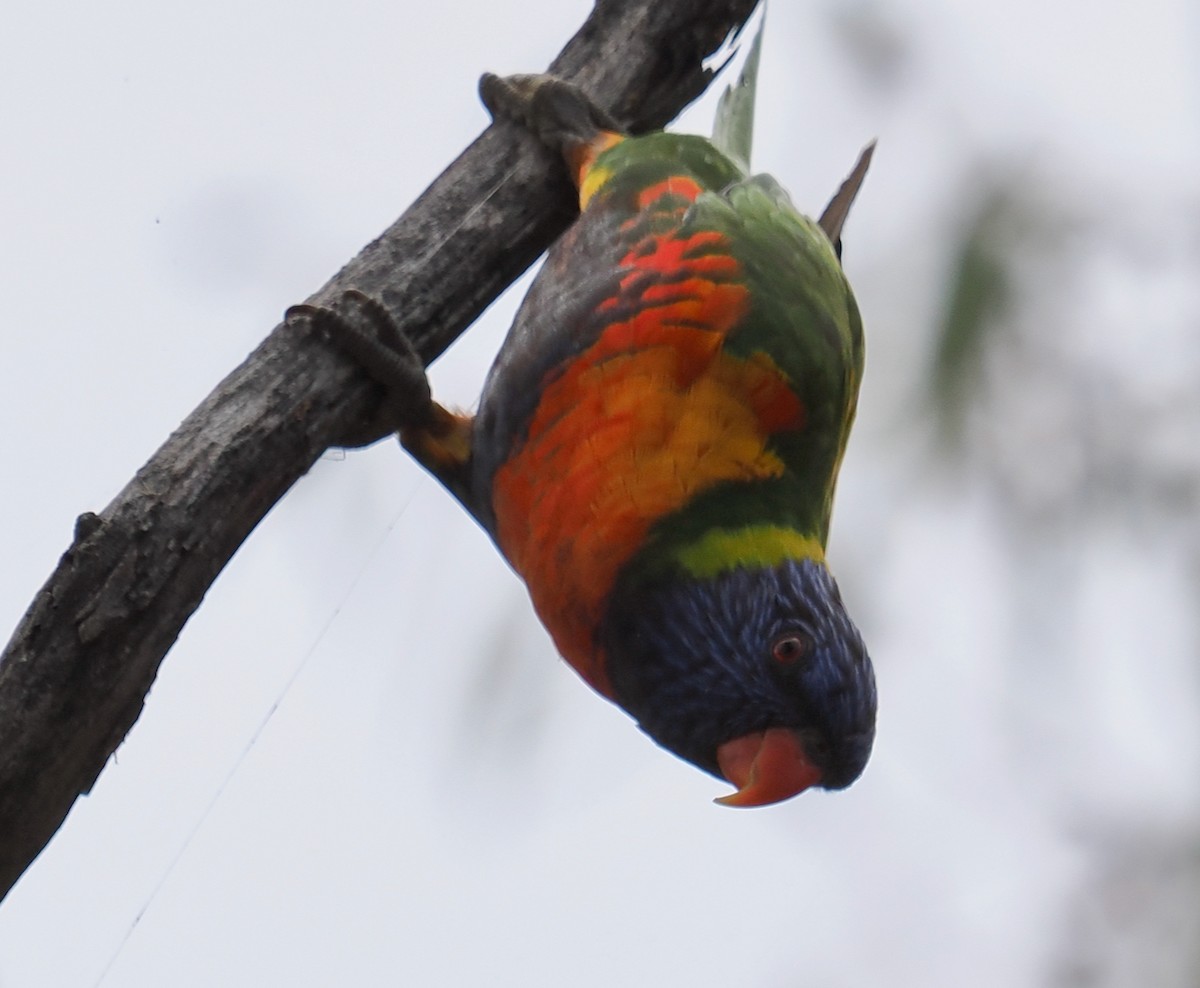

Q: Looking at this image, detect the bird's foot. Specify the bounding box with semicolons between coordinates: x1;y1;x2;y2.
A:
286;292;470;472
479;73;624;192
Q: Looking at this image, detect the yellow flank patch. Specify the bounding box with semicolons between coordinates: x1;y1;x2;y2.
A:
674;526;826;579
578;163;613;210
573;132;628;207
568;132;624;209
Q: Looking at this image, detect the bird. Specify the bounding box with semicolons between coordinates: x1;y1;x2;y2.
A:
294;24;877;807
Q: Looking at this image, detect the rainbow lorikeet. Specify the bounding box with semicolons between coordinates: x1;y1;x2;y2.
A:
298;41;876;806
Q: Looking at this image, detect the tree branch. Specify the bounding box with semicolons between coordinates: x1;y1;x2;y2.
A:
0;0;758;901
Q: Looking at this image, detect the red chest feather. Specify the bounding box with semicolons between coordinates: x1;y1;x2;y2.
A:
489;191;804;694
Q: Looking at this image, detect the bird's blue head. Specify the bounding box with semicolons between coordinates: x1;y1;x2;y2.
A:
601;558;876;806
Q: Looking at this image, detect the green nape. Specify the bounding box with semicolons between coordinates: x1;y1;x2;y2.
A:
673;524;824;579
584;132;747;206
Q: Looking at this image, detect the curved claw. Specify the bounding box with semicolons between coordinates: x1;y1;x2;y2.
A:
287;292;477;510
289;292;432;416
479;72;621;161
286;292;435;447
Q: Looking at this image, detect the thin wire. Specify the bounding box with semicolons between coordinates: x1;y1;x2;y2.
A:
92;484;417;987
92;118;519;988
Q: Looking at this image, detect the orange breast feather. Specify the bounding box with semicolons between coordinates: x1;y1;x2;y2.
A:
491;219;804;695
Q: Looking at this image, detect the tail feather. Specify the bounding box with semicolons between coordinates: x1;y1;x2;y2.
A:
711;6;765;171
818;142;875;259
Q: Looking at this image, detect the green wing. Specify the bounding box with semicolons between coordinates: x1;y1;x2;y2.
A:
687;174;864;545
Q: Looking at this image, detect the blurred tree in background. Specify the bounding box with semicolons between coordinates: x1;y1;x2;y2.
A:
834;2;1200;983
932;163;1200;988
1;1;1195;984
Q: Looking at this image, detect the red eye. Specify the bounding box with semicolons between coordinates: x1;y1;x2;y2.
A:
771;634;811;666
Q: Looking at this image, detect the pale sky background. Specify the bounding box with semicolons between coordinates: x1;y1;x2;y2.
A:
2;1;1198;986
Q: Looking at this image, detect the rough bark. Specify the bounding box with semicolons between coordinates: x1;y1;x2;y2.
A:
0;0;758;901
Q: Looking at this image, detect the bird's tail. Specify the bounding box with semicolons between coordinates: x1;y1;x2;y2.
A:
711;4;765;171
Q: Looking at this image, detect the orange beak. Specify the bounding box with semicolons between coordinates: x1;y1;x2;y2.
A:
714;728;823;807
